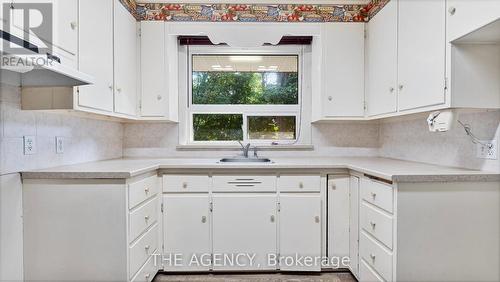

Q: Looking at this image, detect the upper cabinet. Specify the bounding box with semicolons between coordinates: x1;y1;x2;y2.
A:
313;23;365;121
139;22;178;121
447;0;500;42
365;0;398;117
397;0;446;111
114;0;138;117
77;0;114;113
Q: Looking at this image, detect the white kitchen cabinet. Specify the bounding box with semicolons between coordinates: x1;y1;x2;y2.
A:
212;194;277;271
114;0;137;116
447;0;500;42
349;176;360;278
366;0;398;117
77;0;114;112
327;176;350;264
139;22;178;121
314;23;365;120
163;194;210;271
279;194;321;271
397;0;446;111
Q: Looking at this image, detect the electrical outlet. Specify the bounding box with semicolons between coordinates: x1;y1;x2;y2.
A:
23;136;36;155
56;137;64;154
477;140;497;160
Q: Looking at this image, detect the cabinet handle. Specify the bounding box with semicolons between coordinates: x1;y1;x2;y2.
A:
144;215;150;221
201;216;207;223
371;192;376;199
157;95;162;100
448;6;456;15
145;245;150;251
70;22;77;30
108;85;113;91
328;96;333;101
144;187;149;193
399;85;404;91
299;182;304;189
370;254;376;261
270;215;275;222
315;216;320;223
182;182;187;189
389;87;395;93
116;87;122;93
370;221;376;229
145;273;151;279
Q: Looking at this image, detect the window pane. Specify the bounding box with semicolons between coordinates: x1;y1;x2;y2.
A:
192;55;298;105
248;116;296;140
193;114;243;141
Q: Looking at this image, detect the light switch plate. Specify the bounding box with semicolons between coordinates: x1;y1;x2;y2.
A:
477;140;497;160
23;136;36;155
56;137;64;154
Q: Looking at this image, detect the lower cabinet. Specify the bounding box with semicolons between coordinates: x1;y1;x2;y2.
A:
349;176;360;278
163;194;211;271
279;194;321;271
212;194;277;271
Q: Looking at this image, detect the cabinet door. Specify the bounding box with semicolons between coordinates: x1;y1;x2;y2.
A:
53;0;77;56
114;0;137;116
321;23;365;118
398;0;446;111
140;21;168;117
77;0;114;112
163;194;210;271
349;176;360;278
447;0;500;42
366;0;398;117
279;194;321;271
212;194;277;271
327;176;350;263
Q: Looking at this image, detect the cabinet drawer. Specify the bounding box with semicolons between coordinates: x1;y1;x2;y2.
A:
131;251;158;282
130;197;158;243
361;203;393;249
163;175;210;192
129;176;159;210
278;175;320;192
360;259;385;282
212;175;276;192
130;223;159;279
361;177;393;213
360;231;393;281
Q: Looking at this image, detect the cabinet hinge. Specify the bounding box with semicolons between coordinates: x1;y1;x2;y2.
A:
444;77;448;90
363;101;367;111
138;28;141;37
277;202;281;212
364;29;367;39
209;202;213;212
161;203;164;213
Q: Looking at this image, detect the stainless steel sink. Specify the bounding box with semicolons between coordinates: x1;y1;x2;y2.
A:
219;157;272;163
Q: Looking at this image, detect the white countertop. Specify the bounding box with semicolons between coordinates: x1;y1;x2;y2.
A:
21;157;500;182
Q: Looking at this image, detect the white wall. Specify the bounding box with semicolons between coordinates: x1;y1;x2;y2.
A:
0;75;124;281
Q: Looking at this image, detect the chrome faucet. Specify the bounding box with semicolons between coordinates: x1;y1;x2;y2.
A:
237;141;251;158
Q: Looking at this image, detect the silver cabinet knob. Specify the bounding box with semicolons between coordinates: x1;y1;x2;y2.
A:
144;187;149;193
182;182;187;189
145;245;150;251
108;85;113;91
157;95;162;100
389;87;395;93
315;216;320;223
328;96;333;101
144;215;150;221
448;6;456;15
70;21;77;30
145;273;151;279
201;216;207;223
399;85;404;91
116;87;122;93
299;182;304;189
370;254;376;261
270;215;275;222
371;192;376;199
370;221;376;229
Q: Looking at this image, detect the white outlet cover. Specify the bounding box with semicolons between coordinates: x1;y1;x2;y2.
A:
477;140;497;160
23;136;36;155
56;137;64;154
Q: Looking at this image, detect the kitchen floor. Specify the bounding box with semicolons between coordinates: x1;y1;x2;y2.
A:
154;272;356;282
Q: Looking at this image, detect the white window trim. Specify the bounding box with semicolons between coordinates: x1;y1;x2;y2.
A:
178;45;312;147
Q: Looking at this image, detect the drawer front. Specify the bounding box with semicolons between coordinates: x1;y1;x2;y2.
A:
360;231;393;281
361;177;393;213
360;259;385;282
360;203;393;249
163;175;210;193
129;176;159;210
278;175;321;192
131;251;158;282
212;175;276;192
130;223;159;279
129;197;158;243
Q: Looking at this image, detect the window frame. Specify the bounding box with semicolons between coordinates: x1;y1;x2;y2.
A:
186;45;304;146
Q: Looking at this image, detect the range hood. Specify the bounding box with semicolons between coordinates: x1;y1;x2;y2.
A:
0;30;94;87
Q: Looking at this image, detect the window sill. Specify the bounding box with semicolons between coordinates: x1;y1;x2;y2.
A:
176;144;314;151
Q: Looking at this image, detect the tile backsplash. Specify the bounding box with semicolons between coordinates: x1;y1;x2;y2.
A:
0;79;123;175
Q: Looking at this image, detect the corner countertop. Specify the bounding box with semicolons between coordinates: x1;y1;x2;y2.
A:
20;157;500;183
